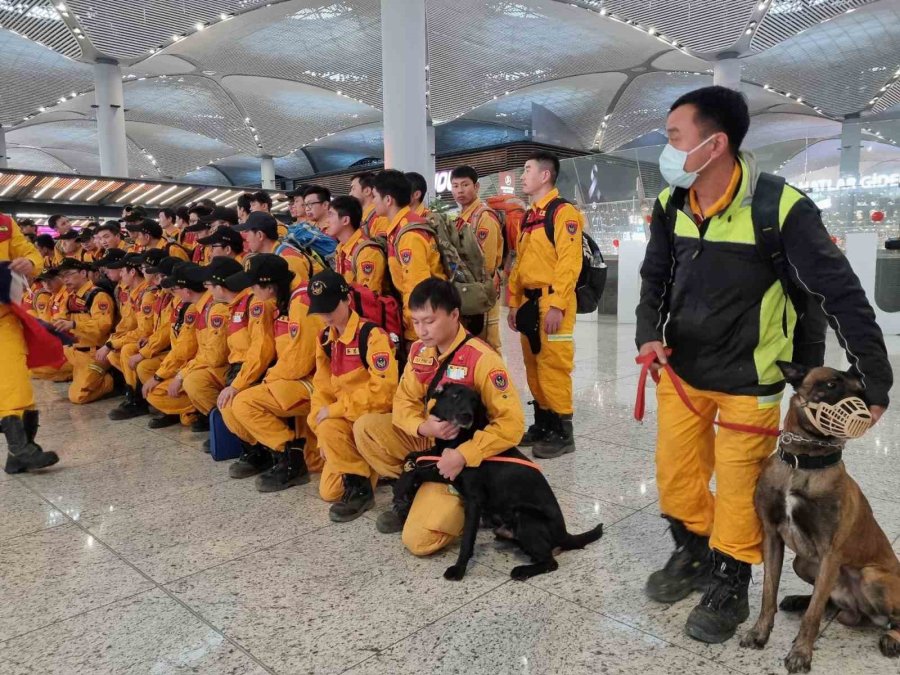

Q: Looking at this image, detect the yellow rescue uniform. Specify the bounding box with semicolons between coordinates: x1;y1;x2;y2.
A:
362;203;391;239
385;206;446;341
222;281;323;470
105;280;149;376
0;217;44;417
31;286;74;382
457;199;504;351
508;188;584;415
133;292;179;385
64;281;116;404
335;228;389;294
353;326;523;555
308;311;398;501
117;285;163;389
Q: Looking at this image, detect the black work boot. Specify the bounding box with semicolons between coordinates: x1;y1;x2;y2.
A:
533;413;575;459
645;516;713;603
229;442;274;479
255;440;310;493
520;401;550;446
684;550;752;644
23;410;42;450
190;414;209;433
3;414;59;474
147;414;180;429
329;474;375;522
376;494;412;534
108;386;149;421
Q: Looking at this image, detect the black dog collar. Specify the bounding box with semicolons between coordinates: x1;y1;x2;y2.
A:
778;446;843;470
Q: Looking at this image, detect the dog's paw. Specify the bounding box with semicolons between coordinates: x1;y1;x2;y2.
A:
879;632;900;658
739;628;770;650
784;646;813;673
510;565;532;581
443;565;466;581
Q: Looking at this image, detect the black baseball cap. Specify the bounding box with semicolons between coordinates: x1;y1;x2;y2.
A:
307;268;350;315
145;255;181;277
233;211;278;239
199;206;238;227
57;229;80;241
122;206;147;223
77;227;95;243
125;218;163;239
142;248;167;268
35;234;55;249
92;248;128;269
183;221;212;234
226;253;293;289
161;262;206;291
105;252;145;270
35;267;60;281
57;257;93;273
197;226;243;252
202;256;249;292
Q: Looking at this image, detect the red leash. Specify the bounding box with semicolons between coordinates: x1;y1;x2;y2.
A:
634;351;780;437
416;455;543;472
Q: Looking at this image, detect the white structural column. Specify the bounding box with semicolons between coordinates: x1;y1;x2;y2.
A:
839;116;862;181
381;0;429;186
713;57;742;90
426;122;436;200
94;61;129;177
0;126;7;169
261;155;276;190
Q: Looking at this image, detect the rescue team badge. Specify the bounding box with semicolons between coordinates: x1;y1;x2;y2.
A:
361;261;375;275
310;280;325;296
476;228;489;241
373;352;390;371
289;323;299;338
185;313;196;325
400;249;412;265
97;301;110;312
143;305;152;315
250;304;263;318
211;315;225;329
490;369;509;391
566;220;578;235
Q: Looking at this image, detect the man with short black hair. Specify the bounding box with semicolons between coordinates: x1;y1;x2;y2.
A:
236;193;253;224
508;150;584;459
56;229;90;262
48;214;72;236
327;196;387;293
159;208;179;240
302;185;331;230
94;221;127;251
637;85;892;645
34;234;55;263
404;171;429;217
373;169;445;343
354;277;522;553
235;211;318;281
249;190;273;213
350;171;389;238
18;218;37;242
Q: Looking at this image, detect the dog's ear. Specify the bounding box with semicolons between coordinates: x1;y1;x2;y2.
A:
777;361;808;388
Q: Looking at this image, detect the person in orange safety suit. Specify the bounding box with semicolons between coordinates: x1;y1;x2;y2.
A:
354;277;523;556
350;171;391;239
507;151;585;459
306;269;398;520
327;196;389;294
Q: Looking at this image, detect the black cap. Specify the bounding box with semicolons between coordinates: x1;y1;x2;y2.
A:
122;206;147;223
142;248;167;269
199;206;238;226
197;226;243;252
18;218;36;227
77;228;95;243
91;248;127;269
161;262;206;292
35;267;60;281
125;218;163;239
307;268;350;314
57;257;93;273
233;211;278;239
57;229;80;241
202;256;249;292
35;234;55;249
145;255;181;277
226;253;293;289
104;252;144;270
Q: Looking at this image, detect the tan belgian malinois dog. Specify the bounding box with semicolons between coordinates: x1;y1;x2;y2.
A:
740;362;899;672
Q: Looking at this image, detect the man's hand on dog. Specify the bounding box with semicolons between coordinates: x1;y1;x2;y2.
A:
437;448;466;481
418;415;460;441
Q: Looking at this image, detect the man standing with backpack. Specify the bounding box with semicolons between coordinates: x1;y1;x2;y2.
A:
508;151;585;459
636;86;892;645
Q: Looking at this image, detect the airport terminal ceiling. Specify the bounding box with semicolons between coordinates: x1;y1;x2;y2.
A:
0;0;898;184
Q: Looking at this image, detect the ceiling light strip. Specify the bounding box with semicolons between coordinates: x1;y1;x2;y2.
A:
0;174;26;197
32;177;59;199
160;186;195;205
135;184;165;204
87;182;115;201
149;185;179;204
117;183;147;204
68;179;98;201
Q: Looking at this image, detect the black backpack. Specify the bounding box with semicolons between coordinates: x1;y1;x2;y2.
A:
321;321;378;369
543;198;607;314
665;173;827;367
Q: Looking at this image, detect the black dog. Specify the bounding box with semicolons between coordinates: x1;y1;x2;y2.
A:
392;383;603;581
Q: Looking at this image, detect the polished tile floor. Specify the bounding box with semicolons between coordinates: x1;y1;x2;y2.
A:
2;318;899;674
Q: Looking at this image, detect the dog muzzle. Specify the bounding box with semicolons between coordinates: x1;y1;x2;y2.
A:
801;396;872;439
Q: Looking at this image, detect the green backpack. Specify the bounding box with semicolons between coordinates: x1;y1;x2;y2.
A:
395;209;496;316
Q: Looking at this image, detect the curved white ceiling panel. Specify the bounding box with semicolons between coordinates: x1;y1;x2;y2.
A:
743;113;840;149
6;147;75;173
0;0;81;59
125;121;238;178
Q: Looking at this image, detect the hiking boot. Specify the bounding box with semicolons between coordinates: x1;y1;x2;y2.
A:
520;401;550;446
255;441;309;493
108;386;149;421
202;437;210;453
190;414;209;433
646;516;713;603
3;414;59;474
329;474;375;522
147;414;180;429
533;413;575;459
685;550;752;644
229;442;274;479
376;495;412;534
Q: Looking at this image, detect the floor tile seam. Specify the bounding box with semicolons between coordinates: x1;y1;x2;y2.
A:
574;433;656;454
338;576;515;673
10;476;279;675
0;519;69;546
542;481;658;512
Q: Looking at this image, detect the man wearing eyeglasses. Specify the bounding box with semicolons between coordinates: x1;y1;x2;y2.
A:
303;185;331;231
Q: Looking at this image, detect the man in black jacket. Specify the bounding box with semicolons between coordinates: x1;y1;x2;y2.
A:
636;86;891;645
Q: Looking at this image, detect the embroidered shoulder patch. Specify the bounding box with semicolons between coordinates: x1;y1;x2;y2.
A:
185;312;197;325
372;352;390;372
142;305;152;315
97;301;110;312
489;368;509;391
476;227;489;241
565;220;578;235
289;323;299;338
210;315;225;329
361;261;375;275
250;304;264;318
399;249;412;265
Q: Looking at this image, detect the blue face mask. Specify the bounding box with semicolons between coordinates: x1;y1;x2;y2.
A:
658;135;716;189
